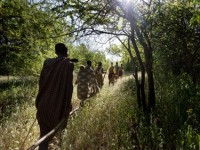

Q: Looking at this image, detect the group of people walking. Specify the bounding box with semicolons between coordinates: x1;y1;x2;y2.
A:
75;61;103;105
35;43;123;149
108;62;123;85
75;61;123;106
75;61;105;106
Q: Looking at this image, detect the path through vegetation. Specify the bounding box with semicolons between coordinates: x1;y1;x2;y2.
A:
61;75;134;149
0;75;135;149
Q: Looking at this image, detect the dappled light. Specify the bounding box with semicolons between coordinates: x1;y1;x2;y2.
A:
0;0;200;149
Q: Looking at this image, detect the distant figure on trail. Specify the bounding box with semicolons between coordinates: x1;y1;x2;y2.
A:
35;43;74;150
85;60;100;96
95;62;105;88
75;65;89;106
114;62;119;80
108;62;115;86
118;64;123;78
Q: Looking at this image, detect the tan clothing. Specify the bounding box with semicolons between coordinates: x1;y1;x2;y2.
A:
95;66;104;88
76;68;89;100
85;66;99;96
108;66;115;84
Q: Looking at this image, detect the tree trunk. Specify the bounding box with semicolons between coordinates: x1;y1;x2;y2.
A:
134;66;141;108
140;68;147;112
146;66;155;109
130;32;147;112
143;32;156;110
121;37;143;109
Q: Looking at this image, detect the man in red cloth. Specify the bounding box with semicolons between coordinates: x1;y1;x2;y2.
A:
35;43;74;149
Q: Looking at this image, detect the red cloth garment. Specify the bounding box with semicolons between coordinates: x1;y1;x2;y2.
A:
36;57;74;137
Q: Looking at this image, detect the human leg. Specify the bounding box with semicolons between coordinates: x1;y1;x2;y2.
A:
39;141;48;150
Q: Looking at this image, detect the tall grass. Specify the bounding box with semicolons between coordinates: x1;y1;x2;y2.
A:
1;74;199;149
62;77;136;149
0;77;38;120
62;74;200;149
129;73;200;149
152;73;200;149
0;103;39;149
0;77;39;149
0;76;79;149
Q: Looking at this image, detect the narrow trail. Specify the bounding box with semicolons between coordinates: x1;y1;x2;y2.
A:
72;75;129;109
27;76;132;149
60;75;134;149
0;75;134;150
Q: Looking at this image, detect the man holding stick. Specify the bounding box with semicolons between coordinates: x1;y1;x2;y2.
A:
35;43;74;150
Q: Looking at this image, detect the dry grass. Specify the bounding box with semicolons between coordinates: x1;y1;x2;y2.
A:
0;76;133;149
61;76;134;150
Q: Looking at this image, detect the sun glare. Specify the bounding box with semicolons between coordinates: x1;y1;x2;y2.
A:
120;0;131;3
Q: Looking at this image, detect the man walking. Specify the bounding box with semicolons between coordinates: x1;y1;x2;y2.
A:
35;43;74;149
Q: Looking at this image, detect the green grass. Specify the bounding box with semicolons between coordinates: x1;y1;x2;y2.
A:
62;77;136;150
0;76;135;149
0;77;39;149
0;77;37;121
0;74;199;149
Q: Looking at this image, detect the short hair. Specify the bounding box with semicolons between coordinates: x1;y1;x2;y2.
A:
55;43;68;56
98;62;102;66
80;65;85;71
87;60;92;66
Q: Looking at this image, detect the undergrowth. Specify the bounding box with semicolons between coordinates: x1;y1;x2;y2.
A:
62;77;136;150
0;75;199;149
0;77;37;121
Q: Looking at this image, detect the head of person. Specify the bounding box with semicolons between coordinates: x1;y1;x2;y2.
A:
87;60;92;67
116;62;118;65
55;43;68;57
80;65;85;71
111;62;113;66
98;62;102;67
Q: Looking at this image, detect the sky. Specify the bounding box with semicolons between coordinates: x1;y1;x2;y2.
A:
73;34;122;62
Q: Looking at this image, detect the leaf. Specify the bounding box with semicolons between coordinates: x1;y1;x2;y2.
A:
117;17;123;30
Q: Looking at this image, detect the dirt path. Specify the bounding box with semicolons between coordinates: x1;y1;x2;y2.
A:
0;74;133;149
59;75;134;149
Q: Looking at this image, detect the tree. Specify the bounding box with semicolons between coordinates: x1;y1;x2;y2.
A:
151;1;200;84
0;0;67;76
48;0;157;112
69;43;108;71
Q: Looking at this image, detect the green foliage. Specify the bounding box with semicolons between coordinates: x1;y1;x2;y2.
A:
152;2;200;83
0;77;38;121
62;76;199;149
150;73;200;149
0;0;200;149
0;0;66;76
0;75;199;149
0;77;39;149
69;43;108;71
112;76;200;149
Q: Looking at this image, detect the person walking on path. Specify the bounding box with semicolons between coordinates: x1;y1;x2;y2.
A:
95;62;105;89
114;62;119;80
35;43;74;150
75;65;89;106
85;60;99;96
118;64;123;78
108;62;115;86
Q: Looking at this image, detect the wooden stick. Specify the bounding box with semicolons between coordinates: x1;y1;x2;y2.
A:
28;107;79;150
